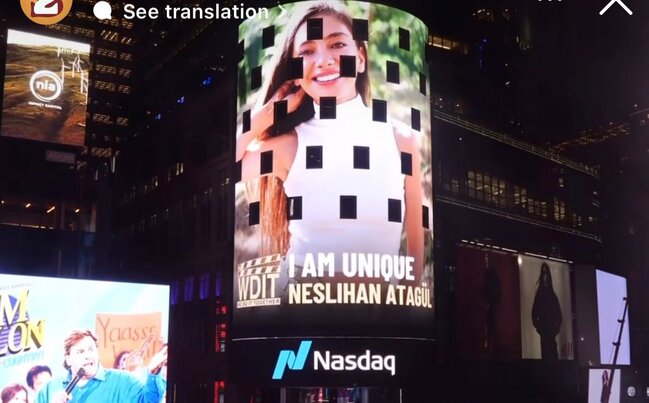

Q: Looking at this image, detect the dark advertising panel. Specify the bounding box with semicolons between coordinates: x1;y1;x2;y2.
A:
455;244;521;359
455;245;573;360
519;255;573;360
1;30;90;146
0;274;169;397
234;1;433;338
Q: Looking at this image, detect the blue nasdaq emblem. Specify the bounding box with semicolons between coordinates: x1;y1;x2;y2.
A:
272;340;312;380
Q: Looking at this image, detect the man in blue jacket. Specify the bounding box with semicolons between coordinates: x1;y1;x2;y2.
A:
37;329;167;403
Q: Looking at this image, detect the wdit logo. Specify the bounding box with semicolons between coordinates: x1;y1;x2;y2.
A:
272;340;312;380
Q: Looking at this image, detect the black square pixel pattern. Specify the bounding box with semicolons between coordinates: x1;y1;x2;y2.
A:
238;40;244;61
320;97;337;119
352;19;368;41
234;160;242;183
287;196;303;220
260;150;273;175
411;108;421;131
249;202;260;225
399;28;410;51
274;100;288;124
251;66;262;90
372;99;387;122
307;18;323;40
388;199;402;223
262;26;275;49
353;146;370;169
242;110;251;133
386;61;400;84
422;205;430;229
419;72;427;95
306;146;323;169
340;55;357;77
401;152;412;176
340;196;357;219
289;57;303;80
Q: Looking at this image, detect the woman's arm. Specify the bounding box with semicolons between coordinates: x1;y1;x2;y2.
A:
239;132;297;183
393;125;425;281
236;83;305;162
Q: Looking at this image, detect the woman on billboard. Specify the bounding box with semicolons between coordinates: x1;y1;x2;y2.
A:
236;1;425;283
531;263;562;360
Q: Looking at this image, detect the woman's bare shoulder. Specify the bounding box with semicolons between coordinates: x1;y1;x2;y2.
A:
391;121;418;153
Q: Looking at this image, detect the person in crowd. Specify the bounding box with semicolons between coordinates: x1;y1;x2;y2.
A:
25;365;52;400
1;384;28;403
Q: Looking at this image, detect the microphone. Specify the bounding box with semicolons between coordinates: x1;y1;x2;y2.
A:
64;367;86;394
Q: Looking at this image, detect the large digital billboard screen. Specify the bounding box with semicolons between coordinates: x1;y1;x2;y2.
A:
0;274;169;401
234;0;433;337
1;30;90;146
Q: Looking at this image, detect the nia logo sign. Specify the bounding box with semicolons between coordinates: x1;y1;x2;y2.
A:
272;340;397;380
29;70;63;103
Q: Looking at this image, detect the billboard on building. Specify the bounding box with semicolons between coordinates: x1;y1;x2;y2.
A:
595;270;630;366
455;245;573;360
455;244;521;359
588;368;621;403
519;255;573;360
574;266;630;367
0;274;169;394
234;0;433;338
1;29;90;146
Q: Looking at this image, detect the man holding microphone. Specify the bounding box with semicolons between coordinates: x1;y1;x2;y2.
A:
36;330;167;403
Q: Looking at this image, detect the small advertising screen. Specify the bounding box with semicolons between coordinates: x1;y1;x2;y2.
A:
596;269;630;366
588;368;621;403
0;274;169;398
234;1;433;338
454;244;521;359
519;255;573;360
454;245;573;361
1;29;90;146
574;267;631;367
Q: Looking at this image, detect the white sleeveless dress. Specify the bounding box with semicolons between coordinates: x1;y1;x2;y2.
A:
282;96;405;272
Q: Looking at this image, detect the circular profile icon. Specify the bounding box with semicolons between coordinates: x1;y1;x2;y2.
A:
30;70;63;102
20;0;74;25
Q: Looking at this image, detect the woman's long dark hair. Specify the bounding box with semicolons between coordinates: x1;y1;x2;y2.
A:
536;262;554;290
258;1;370;255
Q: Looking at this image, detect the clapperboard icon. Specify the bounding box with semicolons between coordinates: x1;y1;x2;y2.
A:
236;254;282;308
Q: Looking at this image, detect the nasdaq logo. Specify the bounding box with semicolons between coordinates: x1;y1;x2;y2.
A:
272;340;312;380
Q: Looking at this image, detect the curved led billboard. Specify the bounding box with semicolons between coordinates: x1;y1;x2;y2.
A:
234;0;433;338
1;30;90;146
